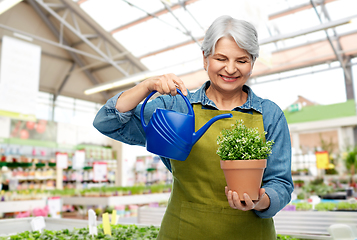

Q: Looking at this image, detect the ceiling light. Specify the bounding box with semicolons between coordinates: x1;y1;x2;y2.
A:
349;17;357;25
0;0;22;15
84;70;161;95
84;58;202;95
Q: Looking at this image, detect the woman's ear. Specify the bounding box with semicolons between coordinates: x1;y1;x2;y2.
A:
249;61;255;75
203;51;207;71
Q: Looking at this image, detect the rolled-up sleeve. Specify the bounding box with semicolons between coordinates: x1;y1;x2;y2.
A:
93;92;146;146
254;102;294;218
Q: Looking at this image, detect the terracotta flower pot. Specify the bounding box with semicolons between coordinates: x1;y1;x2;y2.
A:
220;159;267;201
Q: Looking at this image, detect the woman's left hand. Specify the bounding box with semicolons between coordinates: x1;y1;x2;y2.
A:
225;186;270;211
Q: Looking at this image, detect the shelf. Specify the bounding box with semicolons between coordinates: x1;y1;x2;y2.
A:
0;217;95;236
11;177;56;181
292;175;316;181
0;199;47;214
0;162;55;168
62;193;171;206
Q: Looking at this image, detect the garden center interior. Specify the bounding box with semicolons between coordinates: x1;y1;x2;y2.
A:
0;0;357;239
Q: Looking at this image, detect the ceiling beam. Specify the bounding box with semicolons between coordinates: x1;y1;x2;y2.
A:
35;0;130;77
310;0;352;84
250;61;357;86
54;62;76;101
27;0;110;100
139;37;204;59
0;23;109;62
161;1;201;47
268;0;337;20
77;0;88;4
110;0;198;34
138;14;357;60
0;38;72;62
112;0;340;60
59;0;147;73
270;28;357;54
260;14;357;45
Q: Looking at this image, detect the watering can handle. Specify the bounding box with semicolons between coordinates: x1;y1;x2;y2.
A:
140;89;193;130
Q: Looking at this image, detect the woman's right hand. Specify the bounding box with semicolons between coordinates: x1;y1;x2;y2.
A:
116;73;187;113
144;73;188;96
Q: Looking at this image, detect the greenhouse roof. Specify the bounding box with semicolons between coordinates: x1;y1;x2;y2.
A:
284;100;356;124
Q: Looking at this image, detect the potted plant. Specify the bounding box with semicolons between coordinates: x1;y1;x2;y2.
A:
216;120;274;201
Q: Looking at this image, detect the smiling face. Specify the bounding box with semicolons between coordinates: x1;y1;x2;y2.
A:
204;36;253;95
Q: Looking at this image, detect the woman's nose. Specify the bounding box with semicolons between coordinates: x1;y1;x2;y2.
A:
225;62;237;74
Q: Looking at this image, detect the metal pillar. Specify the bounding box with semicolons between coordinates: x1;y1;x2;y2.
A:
311;0;354;101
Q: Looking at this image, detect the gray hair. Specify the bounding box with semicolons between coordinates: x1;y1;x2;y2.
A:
201;15;259;63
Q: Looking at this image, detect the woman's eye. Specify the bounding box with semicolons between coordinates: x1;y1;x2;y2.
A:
238;61;247;63
217;58;225;61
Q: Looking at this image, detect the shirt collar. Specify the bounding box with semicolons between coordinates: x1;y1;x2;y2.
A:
189;81;263;114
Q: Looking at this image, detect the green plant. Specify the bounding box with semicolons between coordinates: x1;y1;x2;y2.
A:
318;134;340;175
150;184;164;193
0;224;160;239
300;182;334;198
310;178;324;185
276;235;299;240
293;202;312;211
336;201;357;211
315;202;336;211
344;146;357;185
216;120;274;160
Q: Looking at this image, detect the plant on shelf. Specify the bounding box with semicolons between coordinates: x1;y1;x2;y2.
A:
315;202;337;211
216;120;274;201
292;202;312;211
336;201;357;211
297;180;335;199
0;224;160;239
319;133;340;175
344;146;357;187
277;234;299;240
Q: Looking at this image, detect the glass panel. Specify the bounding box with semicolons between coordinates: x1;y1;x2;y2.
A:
251;66;346;110
352;63;357;99
54;107;73;124
325;0;357;20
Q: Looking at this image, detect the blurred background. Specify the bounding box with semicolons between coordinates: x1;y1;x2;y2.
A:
0;0;357;239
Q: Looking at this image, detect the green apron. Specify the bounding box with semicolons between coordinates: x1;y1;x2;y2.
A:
158;104;276;240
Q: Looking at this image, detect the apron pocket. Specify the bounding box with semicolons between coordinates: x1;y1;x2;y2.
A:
178;201;275;240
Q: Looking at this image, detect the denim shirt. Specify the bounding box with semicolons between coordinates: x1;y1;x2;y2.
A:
93;81;294;219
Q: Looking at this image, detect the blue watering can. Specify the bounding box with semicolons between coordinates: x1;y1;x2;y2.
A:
140;89;233;161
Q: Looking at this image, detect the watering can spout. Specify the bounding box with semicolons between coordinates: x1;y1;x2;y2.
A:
192;113;233;144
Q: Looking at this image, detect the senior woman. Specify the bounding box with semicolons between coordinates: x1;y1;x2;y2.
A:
93;15;293;239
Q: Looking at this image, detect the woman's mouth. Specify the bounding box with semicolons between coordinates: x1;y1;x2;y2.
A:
220;75;238;82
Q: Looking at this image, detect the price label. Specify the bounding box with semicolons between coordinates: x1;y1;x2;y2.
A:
102;212;111;236
47;196;62;218
93;162;107;182
73;150;85;169
315;151;329;169
56;153;68;169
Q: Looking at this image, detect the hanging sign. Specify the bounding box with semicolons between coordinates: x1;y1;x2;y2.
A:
0;116;10;138
0;36;41;116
